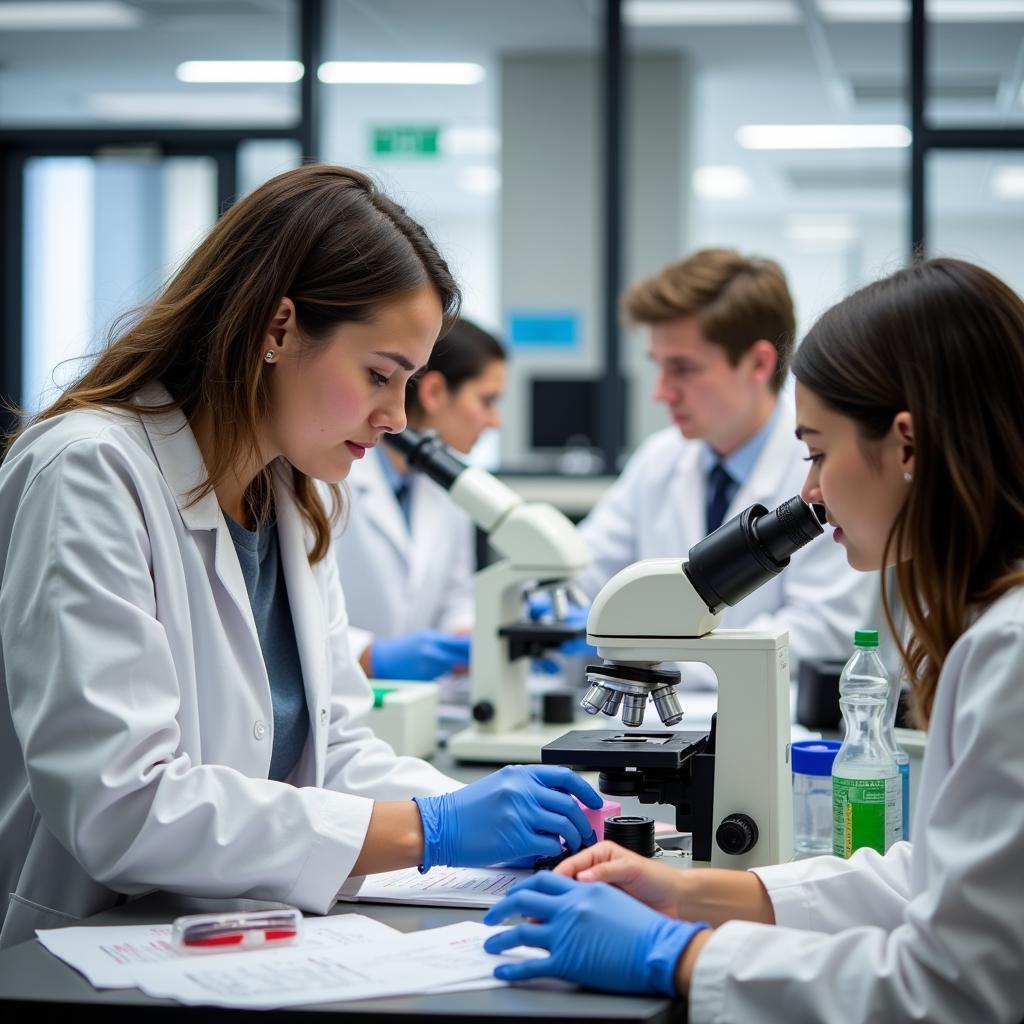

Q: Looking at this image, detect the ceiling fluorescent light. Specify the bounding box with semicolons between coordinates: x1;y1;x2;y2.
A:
992;166;1024;199
820;1;1024;21
737;124;911;149
693;165;753;199
177;61;304;84
0;2;140;29
817;0;904;19
625;1;798;25
88;92;295;125
318;62;485;86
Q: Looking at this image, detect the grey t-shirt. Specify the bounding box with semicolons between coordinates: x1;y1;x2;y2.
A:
224;511;308;782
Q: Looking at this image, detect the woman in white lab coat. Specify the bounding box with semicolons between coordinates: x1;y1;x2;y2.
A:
483;257;1024;1023
335;319;506;680
0;165;602;949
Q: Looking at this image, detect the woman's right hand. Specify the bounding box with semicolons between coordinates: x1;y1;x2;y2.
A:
556;842;777;927
554;840;688;919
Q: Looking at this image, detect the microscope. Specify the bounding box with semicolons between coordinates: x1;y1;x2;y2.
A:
384;429;595;763
543;497;825;869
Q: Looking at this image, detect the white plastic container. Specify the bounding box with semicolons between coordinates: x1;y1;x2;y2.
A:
792;740;841;858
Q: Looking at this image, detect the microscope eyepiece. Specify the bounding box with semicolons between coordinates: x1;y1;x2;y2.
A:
752;496;827;564
685;496;824;614
383;428;465;490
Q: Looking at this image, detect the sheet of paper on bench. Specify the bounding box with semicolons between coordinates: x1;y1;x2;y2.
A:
337;865;532;909
133;921;539;1009
36;913;400;990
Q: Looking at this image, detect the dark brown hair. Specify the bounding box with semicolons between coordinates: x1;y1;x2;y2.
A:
405;317;506;423
792;257;1024;726
623;247;796;392
13;164;461;562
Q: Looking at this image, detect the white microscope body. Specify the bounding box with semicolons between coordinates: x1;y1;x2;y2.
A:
385;430;593;763
545;497;826;870
587;560;793;868
448;465;592;762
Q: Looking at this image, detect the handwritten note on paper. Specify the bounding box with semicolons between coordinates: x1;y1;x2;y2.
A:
337;865;532;908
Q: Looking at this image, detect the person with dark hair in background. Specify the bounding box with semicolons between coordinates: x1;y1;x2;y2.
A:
0;165;602;948
335;318;506;681
484;258;1024;1024
576;247;874;684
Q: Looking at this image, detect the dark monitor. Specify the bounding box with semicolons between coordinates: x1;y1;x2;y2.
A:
530;377;628;449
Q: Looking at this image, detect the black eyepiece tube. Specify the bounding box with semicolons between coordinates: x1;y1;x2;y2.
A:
383;428;466;491
685;496;824;613
752;496;827;563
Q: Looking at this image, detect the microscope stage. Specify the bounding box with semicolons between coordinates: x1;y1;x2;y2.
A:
542;728;707;770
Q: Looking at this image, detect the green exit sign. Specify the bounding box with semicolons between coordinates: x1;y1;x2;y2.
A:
371;126;441;157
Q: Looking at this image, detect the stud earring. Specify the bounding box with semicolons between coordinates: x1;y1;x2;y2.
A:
264;350;276;363
904;471;913;482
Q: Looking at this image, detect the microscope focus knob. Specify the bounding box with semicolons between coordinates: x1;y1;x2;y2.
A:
472;700;495;723
715;813;759;856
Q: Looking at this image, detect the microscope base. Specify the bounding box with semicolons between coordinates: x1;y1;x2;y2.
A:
447;718;607;764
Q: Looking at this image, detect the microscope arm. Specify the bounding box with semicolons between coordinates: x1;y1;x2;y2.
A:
386;430;589;581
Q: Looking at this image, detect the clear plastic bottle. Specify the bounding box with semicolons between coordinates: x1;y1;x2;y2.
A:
833;630;903;854
832;693;901;856
839;630;907;844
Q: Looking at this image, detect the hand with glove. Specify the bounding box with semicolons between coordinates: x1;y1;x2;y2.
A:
553;839;691;919
413;765;602;871
369;629;470;681
526;592;597;659
483;872;710;995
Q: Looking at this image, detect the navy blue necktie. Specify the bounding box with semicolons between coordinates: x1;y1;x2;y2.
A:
706;461;736;533
394;476;412;529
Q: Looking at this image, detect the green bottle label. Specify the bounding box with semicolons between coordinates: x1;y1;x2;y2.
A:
832;776;890;857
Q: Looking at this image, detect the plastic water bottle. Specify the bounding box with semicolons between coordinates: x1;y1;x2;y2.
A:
839;628;909;841
832;630;903;855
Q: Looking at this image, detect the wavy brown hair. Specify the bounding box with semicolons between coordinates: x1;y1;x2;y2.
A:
792;258;1024;727
10;164;461;562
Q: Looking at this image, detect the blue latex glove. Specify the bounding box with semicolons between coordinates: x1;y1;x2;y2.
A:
527;594;597;659
483;872;709;995
370;630;470;681
413;765;602;871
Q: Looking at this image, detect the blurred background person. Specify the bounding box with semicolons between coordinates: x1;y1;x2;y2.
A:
576;248;875;686
335;317;506;681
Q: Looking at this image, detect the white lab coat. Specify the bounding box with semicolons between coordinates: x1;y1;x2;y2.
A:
576;409;876;675
0;384;458;948
334;449;475;659
690;584;1024;1024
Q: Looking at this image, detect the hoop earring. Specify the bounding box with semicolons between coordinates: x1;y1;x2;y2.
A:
264;350;276;363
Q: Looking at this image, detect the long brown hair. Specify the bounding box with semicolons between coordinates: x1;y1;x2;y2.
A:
13;164;461;562
792;257;1024;726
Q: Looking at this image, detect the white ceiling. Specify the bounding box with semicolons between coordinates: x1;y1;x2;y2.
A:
0;0;1021;219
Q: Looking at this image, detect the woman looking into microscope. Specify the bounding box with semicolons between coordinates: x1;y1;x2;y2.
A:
484;256;1024;1024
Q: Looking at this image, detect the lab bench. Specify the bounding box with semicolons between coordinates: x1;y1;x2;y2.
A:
0;891;681;1023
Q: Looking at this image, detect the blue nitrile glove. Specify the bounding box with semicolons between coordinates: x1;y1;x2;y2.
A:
413;765;601;871
527;594;597;659
370;630;470;681
483;872;709;995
